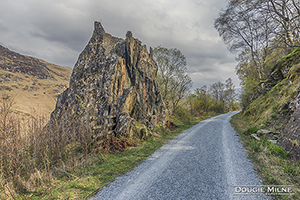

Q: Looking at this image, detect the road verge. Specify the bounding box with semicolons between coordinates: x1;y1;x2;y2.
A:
230;112;300;199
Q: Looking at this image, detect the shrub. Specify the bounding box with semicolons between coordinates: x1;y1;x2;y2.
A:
173;105;192;122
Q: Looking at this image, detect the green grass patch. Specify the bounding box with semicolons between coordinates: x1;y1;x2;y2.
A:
268;142;290;159
273;103;280;112
271;113;278;119
275;124;283;130
244;126;259;136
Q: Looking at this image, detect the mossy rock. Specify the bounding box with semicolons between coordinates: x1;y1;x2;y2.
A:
272;47;300;73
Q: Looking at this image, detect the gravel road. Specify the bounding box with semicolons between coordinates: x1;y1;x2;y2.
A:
92;112;270;199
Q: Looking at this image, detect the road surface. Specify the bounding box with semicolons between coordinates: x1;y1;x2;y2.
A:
92;112;269;199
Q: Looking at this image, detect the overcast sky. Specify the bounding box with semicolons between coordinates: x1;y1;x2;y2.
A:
0;0;239;90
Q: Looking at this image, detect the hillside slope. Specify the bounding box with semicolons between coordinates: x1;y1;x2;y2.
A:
243;47;300;159
0;45;72;117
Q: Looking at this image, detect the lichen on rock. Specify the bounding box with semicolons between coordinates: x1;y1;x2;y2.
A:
47;21;166;139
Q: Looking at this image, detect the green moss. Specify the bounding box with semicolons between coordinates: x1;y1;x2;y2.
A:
288;64;300;76
273;47;300;72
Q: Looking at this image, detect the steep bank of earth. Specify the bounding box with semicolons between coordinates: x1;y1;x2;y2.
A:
243;47;300;160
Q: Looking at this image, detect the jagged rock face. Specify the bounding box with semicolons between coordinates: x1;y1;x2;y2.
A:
278;86;300;159
49;22;166;138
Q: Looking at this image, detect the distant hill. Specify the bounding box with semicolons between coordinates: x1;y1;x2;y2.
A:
0;45;72;117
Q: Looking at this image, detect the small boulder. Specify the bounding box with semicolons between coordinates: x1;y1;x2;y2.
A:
251;134;260;141
268;140;277;144
257;129;273;136
257;129;279;140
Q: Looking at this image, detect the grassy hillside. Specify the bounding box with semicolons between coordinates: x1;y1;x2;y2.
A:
231;47;300;198
0;45;72;118
242;48;300;159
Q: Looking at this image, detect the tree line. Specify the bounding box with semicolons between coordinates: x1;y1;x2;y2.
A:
153;46;239;121
214;0;300;109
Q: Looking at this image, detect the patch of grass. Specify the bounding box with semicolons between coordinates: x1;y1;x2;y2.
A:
250;139;262;153
273;103;280;112
231;113;300;199
275;124;283;130
268;142;290;159
291;91;297;98
244;126;259;136
271;113;278;119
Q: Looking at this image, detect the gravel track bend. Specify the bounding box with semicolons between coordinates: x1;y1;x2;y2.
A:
93;112;269;200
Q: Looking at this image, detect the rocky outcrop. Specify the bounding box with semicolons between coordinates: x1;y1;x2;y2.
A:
265;47;300;90
47;22;166;139
278;86;300;159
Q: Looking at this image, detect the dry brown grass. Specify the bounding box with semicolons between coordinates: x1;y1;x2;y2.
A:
94;135;137;153
0;60;72;118
0;91;142;199
0;92;94;199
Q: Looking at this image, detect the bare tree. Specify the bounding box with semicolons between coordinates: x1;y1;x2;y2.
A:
224;78;236;111
153;46;192;113
210;81;225;103
267;0;300;46
195;85;211;115
215;0;275;84
210;81;226;113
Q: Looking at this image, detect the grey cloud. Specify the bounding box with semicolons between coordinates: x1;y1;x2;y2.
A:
0;0;239;88
30;29;89;52
0;22;8;32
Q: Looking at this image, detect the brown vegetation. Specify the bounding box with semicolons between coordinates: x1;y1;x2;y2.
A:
0;93;93;198
165;120;178;131
94;135;137;153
